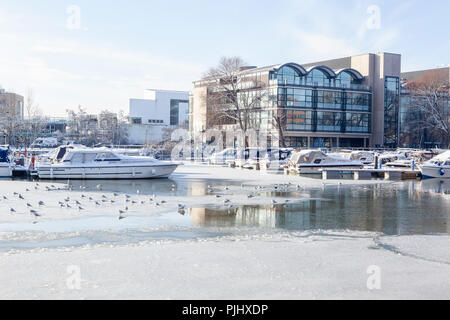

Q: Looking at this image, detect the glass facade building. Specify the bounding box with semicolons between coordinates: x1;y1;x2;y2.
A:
271;64;372;147
192;53;447;150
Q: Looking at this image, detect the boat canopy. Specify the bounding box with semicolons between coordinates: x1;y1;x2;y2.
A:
290;150;327;165
429;150;450;163
0;147;9;163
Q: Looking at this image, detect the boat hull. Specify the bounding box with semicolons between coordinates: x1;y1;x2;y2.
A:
0;163;12;178
36;164;178;179
420;165;450;179
290;164;364;175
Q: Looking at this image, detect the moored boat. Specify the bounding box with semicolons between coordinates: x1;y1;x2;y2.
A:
36;147;179;179
285;150;363;174
419;150;450;179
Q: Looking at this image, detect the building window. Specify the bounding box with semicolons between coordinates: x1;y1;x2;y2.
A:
148;119;164;124
306;69;331;87
384;77;400;147
170;99;189;126
277;66;304;86
316;111;343;132
284;136;308;148
131;117;142;124
345;112;370;133
345;92;371;111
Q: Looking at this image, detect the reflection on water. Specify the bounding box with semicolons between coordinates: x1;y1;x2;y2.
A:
188;179;450;235
1;178;448;251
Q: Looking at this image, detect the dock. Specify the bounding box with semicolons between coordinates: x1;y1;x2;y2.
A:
321;168;422;180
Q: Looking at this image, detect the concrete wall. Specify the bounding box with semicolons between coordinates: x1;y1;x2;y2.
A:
128;89;189;144
129;89;189;125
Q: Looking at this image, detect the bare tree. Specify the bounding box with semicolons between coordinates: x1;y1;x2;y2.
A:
271;109;287;148
404;70;450;148
204;57;268;139
24;89;46;146
66;106;99;146
65;107;129;146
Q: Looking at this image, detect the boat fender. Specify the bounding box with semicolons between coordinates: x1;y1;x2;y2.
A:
439;168;445;176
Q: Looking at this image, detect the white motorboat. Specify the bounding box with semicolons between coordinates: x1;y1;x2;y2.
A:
419;150;450;179
385;159;414;168
286;150;363;174
329;150;375;165
36;147;179;179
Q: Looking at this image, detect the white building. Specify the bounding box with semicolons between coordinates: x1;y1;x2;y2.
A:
128;89;189;144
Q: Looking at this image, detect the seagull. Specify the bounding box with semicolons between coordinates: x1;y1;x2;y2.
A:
3;196;7;200
81;194;86;198
19;194;25;200
102;195;107;199
131;200;137;204
95;201;101;206
10;208;15;213
66;204;72;209
13;192;18;196
113;192;119;197
247;194;254;199
96;184;103;190
215;195;221;198
38;201;45;206
26;203;32;208
111;200;116;203
75;200;81;205
78;206;84;211
271;200;278;204
89;197;93;201
30;209;40;217
125;194;131;199
136;190;140;195
118;210;126;220
223;199;231;204
161;200;167;204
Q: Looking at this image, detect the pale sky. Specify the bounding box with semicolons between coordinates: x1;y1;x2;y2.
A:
0;0;449;116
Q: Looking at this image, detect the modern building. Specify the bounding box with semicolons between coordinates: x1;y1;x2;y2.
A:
0;88;24;120
399;67;450;148
128;89;189;144
191;53;449;149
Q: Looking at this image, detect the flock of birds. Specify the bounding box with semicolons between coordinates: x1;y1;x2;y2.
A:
4;182;185;223
3;180;329;223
